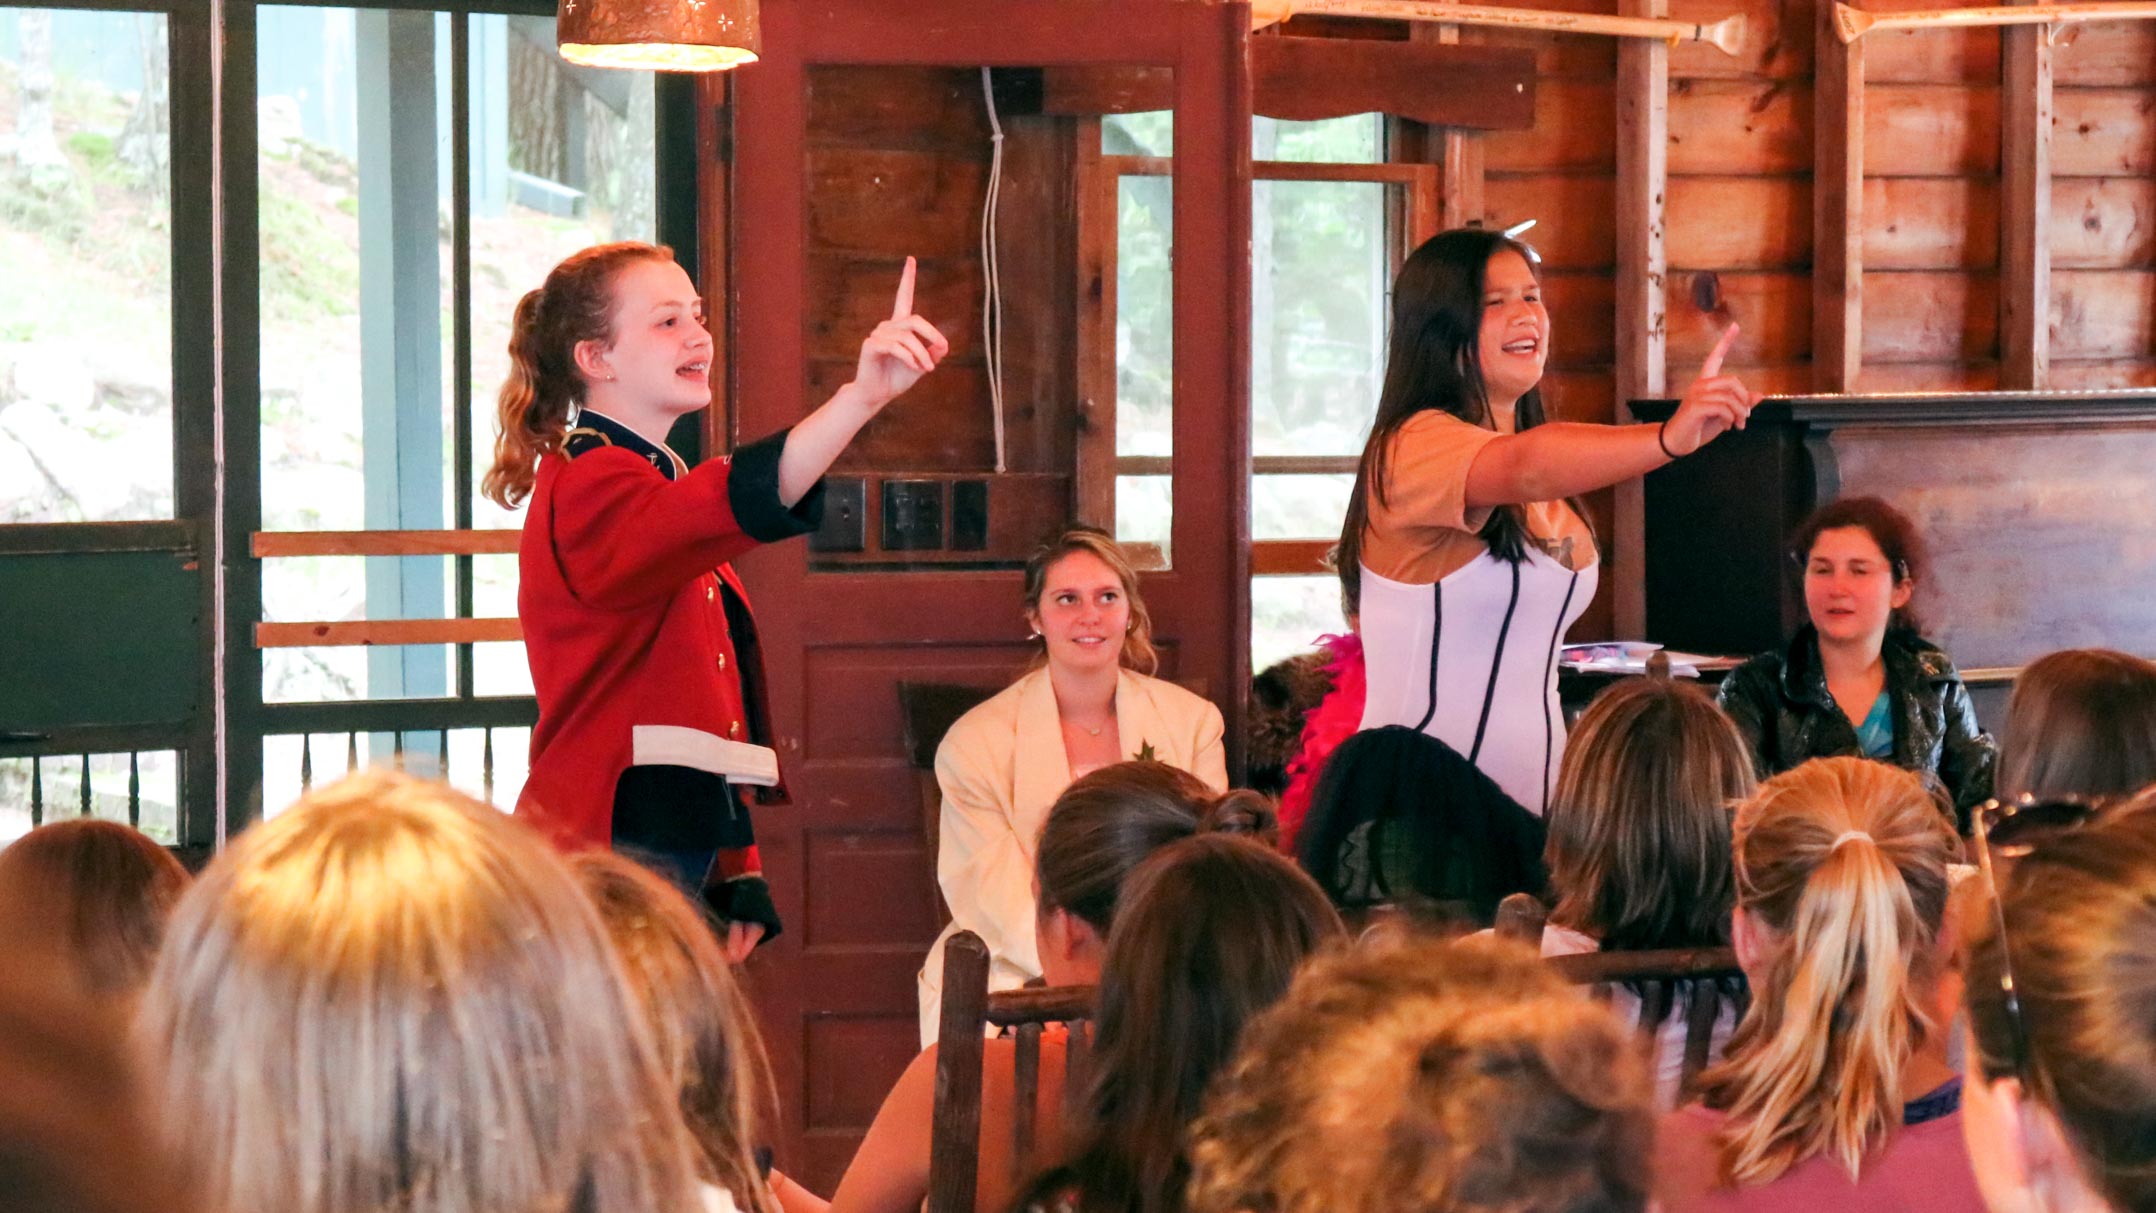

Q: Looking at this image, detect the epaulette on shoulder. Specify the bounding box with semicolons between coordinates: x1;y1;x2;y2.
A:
563;426;615;460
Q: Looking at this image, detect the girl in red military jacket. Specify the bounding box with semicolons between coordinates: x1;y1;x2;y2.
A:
483;242;945;959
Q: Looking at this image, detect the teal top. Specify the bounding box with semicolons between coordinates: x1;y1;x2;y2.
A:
1855;691;1894;760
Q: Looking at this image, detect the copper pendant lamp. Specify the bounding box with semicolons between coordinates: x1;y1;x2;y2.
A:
558;0;759;71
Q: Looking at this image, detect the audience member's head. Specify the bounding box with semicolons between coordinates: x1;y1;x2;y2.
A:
139;772;706;1213
1963;787;2156;1213
1703;757;1958;1185
1295;724;1548;923
1996;648;2156;804
0;819;189;999
0;886;192;1213
1021;525;1159;675
1545;678;1753;950
1018;834;1343;1213
574;851;774;1212
1187;935;1653;1213
1033;761;1275;986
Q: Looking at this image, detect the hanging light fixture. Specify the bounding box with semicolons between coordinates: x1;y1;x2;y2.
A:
558;0;759;72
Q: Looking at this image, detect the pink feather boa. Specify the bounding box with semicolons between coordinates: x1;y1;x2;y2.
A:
1276;632;1367;856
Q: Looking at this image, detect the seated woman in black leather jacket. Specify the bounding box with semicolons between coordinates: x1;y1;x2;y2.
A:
1716;496;1995;829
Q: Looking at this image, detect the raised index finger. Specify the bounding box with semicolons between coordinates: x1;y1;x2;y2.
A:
1700;322;1740;379
892;255;917;321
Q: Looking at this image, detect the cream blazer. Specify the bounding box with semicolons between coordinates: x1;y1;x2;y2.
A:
917;667;1227;1045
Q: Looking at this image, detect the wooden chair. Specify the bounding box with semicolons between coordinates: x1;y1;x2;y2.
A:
927;930;1096;1213
899;682;999;929
1491;893;1745;1100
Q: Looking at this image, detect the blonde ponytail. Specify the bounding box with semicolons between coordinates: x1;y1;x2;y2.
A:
1703;758;1955;1186
481;241;675;509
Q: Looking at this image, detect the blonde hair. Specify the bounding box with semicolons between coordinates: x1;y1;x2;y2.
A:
1545;679;1754;950
1702;757;1956;1186
1022;526;1159;675
1187;935;1654;1213
138;772;706;1213
573;853;776;1213
481;241;676;508
0;819;189;997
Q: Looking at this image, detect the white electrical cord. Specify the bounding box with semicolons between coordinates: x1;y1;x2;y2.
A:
980;66;1008;473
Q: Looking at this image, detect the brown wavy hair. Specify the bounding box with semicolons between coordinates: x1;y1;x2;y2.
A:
1996;647;2156;803
1012;835;1342;1213
0;819;189;998
481;241;677;509
1965;784;2156;1213
1790;496;1927;636
1187;935;1655;1213
1022;526;1159;675
1700;757;1957;1186
1545;679;1754;951
573;852;777;1213
1035;761;1277;935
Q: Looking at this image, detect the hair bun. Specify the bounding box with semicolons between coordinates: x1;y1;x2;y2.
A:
1201;791;1280;846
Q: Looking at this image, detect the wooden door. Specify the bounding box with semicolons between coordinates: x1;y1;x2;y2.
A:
720;0;1252;1187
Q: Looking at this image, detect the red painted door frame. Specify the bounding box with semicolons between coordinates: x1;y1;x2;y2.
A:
727;0;1253;1183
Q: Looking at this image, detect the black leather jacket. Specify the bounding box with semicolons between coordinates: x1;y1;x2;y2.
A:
1716;626;1996;829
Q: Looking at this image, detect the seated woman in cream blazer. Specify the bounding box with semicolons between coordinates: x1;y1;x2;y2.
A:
919;527;1226;1044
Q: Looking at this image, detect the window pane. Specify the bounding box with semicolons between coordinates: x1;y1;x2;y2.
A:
262;726;528;819
1115;475;1170;569
0;9;173;523
1253;179;1388;457
1102;110;1171;156
1255;114;1383;164
0;751;180;845
1252;575;1349;673
1253;473;1354;541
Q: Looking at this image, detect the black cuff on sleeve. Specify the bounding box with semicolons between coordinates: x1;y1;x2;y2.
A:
728;427;826;544
703;872;783;944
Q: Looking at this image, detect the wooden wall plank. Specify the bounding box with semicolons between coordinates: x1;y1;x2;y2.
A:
806;254;984;365
1863;271;2001;364
1813;0;1863;391
2052;24;2156;88
1670;80;1812;175
1613;0;1669;636
1668;0;1808;81
1853;361;2000;392
1542;272;1618;366
2002;16;2053;389
1666;176;1811;269
2052;88;2156;177
807;66;990;151
2049;358;2156;388
2051;178;2156;268
1863;177;2000;270
1862;29;1998;86
1484;79;1618;171
1664;271;1813;366
1864;84;2000;177
2051;269;2156;360
807;147;988;257
812;363;998;471
1486;174;1614;269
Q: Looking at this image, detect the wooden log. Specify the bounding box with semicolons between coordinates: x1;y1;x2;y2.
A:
2003;6;2054;389
2051;178;2156;269
2052;89;2156;177
256;618;523;649
1486;174;1615;269
1864;84;2001;177
1863;177;2001;270
1813;3;1864;391
2051;269;2156;360
1666;175;1812;270
252;530;521;557
1669;80;1812;175
1863;271;2002;363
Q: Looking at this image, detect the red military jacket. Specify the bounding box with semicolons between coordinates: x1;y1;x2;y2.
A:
515;410;820;928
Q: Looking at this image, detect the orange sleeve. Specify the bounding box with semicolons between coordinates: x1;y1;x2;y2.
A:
1369;412;1501;536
